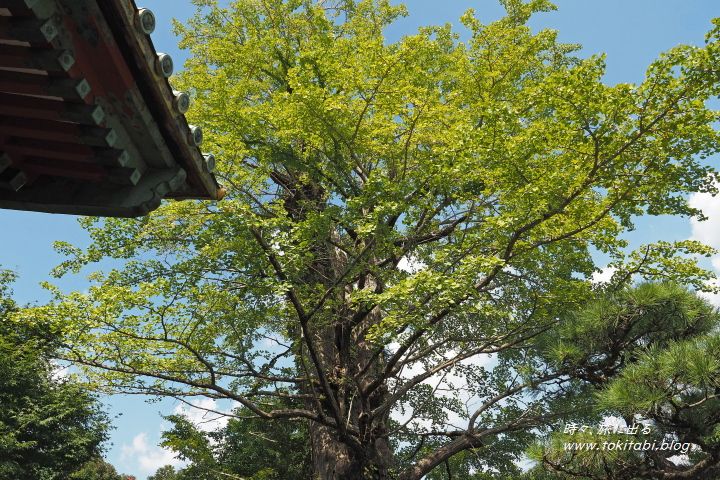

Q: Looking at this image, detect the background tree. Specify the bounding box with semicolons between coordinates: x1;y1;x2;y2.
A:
147;465;179;480
24;0;720;478
70;456;136;480
0;270;116;480
523;282;720;479
160;400;312;479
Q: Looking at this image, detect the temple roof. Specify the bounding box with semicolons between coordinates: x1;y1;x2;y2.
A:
0;0;223;217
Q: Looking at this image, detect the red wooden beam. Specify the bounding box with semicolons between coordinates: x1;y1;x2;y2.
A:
0;91;104;124
0;115;117;147
22;156;141;185
3;138;131;167
0;16;58;43
0;43;74;71
0;69;90;99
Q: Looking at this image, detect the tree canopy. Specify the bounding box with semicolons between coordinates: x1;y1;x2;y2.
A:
147;465;179;480
159;399;312;479
525;282;720;479
70;456;136;480
19;0;720;478
0;270;116;480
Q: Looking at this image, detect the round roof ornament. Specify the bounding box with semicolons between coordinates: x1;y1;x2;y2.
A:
188;125;203;146
173;90;190;114
135;8;156;34
155;53;174;78
203;153;216;173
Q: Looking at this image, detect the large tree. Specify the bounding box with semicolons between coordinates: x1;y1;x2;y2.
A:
23;0;720;478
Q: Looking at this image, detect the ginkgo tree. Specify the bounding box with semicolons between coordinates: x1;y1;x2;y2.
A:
19;0;720;478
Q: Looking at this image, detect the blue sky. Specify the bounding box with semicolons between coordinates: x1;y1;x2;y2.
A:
1;0;719;477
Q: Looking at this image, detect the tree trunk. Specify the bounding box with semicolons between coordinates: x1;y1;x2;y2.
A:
304;303;397;479
309;423;396;479
280;169;397;479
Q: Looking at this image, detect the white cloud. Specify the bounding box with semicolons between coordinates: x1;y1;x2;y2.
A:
172;398;238;433
397;255;423;274
689;189;720;249
388;342;494;430
695;277;720;306
50;360;70;381
689;188;720;306
120;433;184;474
119;399;239;477
590;267;618;284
